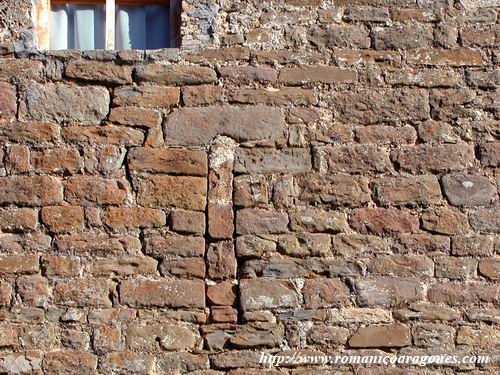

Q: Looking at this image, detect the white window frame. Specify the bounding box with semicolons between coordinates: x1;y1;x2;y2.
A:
35;0;180;50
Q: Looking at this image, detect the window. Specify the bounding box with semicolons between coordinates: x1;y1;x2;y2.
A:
36;0;181;50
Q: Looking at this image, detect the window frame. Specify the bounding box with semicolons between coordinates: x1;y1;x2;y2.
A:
35;0;181;50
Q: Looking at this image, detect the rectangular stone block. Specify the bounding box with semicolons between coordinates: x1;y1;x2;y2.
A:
234;148;311;174
120;277;205;308
137;176;207;211
128;148;207;176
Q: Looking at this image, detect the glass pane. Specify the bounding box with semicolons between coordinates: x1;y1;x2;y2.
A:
146;5;170;49
115;5;170;50
116;5;146;50
50;4;105;50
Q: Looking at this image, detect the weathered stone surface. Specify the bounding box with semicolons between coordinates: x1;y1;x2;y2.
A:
240;279;299;311
289;208;349;233
335;89;430;124
329;308;391;324
160;257;206;279
207;241;237;280
109;107;161;128
0;208;37;231
350;208;420;235
0;121;60;143
297;174;370;207
104;208;166;230
368;255;434;277
0;254;39;275
308;26;371;48
0;176;63;206
63;125;145;146
318;145;392;173
66;61;132;84
349;324;411;348
170;210;206;234
65;176;128;206
302;279;350;308
219;66;277;82
164;106;286;146
469;208;500;233
114;85;180;108
280;66;356;84
374;25;432;50
135;65;217;85
428;282;498;305
355;125;417;145
479;258;500;280
207;281;237;306
21;83;110;125
41;206;84;233
0;82;16;121
43;351;97;375
374;175;442;206
391;144;475;173
31;148;83;174
479;142;500;167
182;84;223;106
120;277;205;308
385;69;460;88
356;278;425;306
234;148;311;174
54;279;114;308
421;207;469;235
56;233;141;255
236;208;289;235
137;176;207;211
407;48;483;66
127;323;197;350
144;234;205;258
442;174;496;206
435;256;477;279
278;233;331;257
128;147;208;176
229;87;317;106
100;352;154;374
236;235;277;259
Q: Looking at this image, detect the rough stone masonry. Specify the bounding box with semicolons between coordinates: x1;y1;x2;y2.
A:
0;0;499;374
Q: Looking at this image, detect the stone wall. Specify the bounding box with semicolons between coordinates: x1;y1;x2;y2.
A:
0;0;499;374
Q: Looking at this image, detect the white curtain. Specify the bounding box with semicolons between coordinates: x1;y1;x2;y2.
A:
50;4;170;50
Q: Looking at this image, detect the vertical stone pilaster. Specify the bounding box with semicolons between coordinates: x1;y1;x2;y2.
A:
206;136;238;323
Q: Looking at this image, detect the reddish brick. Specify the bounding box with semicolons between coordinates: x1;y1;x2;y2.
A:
66;61;132;84
109;107;161;128
31;148;83;174
302;279;350;308
0;121;60;143
160;257;206;279
63;125;145;146
135;65;217;85
120;277;205;308
170;209;206;235
428;282;498;305
391;144;475;173
374;175;442;206
479;258;500;280
137;176;207;211
236;208;289;235
54;279;114;308
182;84;223;106
43;351;97;375
16;275;49;306
208;204;234;239
279;66;356;84
356;277;425;306
104;208;166;230
219;66;277;82
349;324;411;348
421;207;469;235
41;206;84;233
0;176;63;206
65;176;128;206
240;278;299;311
355;125;417;145
0;208;37;231
350;208;419;235
128;147;207;176
407;48;483;66
42;256;81;277
114;85;180;108
0;82;16;122
318;145;392;173
207;281;237;306
207;241;237;280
